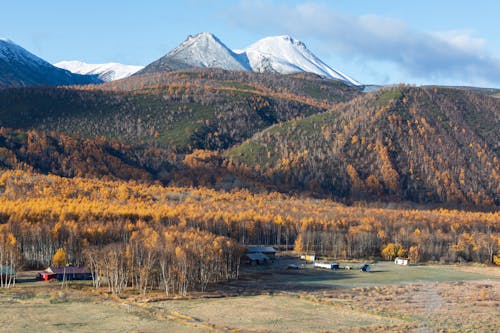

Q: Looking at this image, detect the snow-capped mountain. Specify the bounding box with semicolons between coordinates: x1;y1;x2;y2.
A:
241;36;360;86
136;33;360;86
137;32;251;76
55;61;143;81
0;38;101;87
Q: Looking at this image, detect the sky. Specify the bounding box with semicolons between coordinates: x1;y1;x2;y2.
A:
2;0;500;87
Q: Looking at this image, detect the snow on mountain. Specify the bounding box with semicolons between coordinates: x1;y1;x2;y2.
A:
169;32;250;70
137;33;360;86
241;36;361;86
136;32;251;75
55;61;143;81
0;38;51;67
0;38;101;86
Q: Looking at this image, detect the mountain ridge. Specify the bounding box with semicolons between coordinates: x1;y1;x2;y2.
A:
0;38;102;86
241;35;360;85
54;60;143;81
135;32;361;86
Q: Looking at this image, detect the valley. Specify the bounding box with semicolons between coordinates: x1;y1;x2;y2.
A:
0;14;499;331
1;261;498;332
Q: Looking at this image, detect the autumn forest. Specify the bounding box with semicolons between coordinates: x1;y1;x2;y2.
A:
0;69;499;294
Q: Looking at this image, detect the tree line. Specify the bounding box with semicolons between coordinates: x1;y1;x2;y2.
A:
1;170;498;278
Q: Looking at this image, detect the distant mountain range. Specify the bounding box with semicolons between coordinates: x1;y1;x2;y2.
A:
0;33;362;86
136;32;360;86
0;38;101;86
54;61;143;82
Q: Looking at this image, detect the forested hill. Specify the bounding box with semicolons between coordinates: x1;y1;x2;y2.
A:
0;70;499;208
228;86;500;208
0;69;361;152
0;128;173;181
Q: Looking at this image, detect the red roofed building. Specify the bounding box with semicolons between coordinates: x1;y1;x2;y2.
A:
36;266;92;281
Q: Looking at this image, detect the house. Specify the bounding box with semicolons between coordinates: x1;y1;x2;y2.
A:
394;257;409;265
36;271;54;281
36;266;92;281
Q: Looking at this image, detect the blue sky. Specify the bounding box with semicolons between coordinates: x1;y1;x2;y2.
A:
2;0;500;87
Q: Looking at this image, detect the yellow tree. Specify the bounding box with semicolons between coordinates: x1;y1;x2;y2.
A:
408;245;421;263
52;248;68;266
381;243;397;260
294;234;304;254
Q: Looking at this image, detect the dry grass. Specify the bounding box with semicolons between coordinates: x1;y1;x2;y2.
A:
1;264;499;332
313;279;500;332
155;294;410;332
0;287;207;333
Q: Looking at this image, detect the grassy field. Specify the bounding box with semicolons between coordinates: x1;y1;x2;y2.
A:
159;294;408;332
287;261;498;287
1;263;498;332
0;289;208;333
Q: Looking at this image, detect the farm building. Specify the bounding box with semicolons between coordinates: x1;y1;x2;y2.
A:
243;246;277;265
247;246;277;258
242;253;270;265
394;257;409;265
36;266;92;281
313;262;340;270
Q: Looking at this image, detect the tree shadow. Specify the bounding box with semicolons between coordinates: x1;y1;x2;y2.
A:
212;261;362;295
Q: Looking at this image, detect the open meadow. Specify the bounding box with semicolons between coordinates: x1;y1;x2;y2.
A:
1;261;498;333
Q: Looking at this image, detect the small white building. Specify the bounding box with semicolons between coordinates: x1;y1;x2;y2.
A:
314;262;340;270
394;257;409;265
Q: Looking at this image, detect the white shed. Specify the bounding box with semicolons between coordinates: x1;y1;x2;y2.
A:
394;257;409;265
314;262;340;270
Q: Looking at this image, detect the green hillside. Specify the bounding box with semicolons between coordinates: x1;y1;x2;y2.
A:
228;86;500;207
0;69;361;152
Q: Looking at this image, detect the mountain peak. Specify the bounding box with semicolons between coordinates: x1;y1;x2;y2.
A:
135;32;360;86
0;38;101;86
168;32;229;58
187;32;217;40
136;32;251;76
245;35;360;85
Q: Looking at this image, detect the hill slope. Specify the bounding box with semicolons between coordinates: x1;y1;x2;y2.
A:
0;128;168;181
228;86;500;207
0;38;101;86
0;69;361;152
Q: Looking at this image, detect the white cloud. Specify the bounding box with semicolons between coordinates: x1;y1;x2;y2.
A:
225;1;500;86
